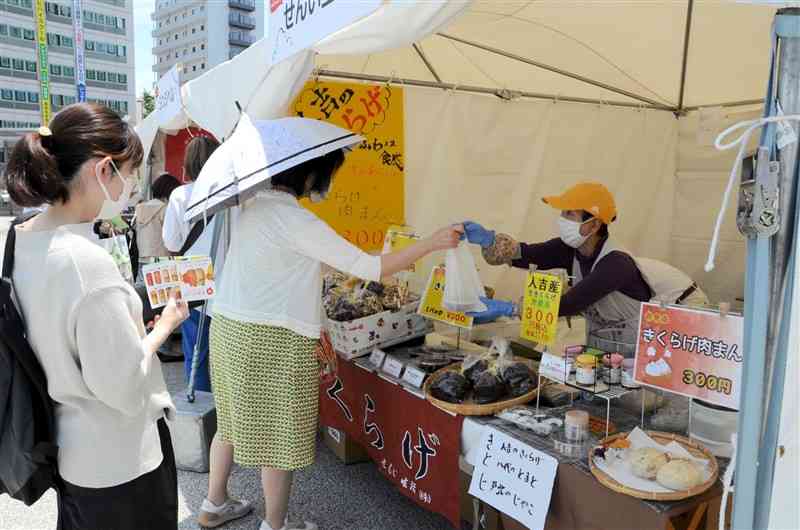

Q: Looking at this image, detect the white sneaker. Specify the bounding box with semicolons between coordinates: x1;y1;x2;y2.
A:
198;497;254;528
258;519;318;530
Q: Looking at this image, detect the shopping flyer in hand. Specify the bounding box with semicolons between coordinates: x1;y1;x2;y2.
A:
142;256;215;308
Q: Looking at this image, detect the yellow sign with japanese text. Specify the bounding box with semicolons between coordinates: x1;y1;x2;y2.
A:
520;272;563;346
418;266;473;329
34;0;52;125
292;81;405;252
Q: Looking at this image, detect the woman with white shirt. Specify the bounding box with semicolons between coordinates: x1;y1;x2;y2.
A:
197;146;462;530
4;103;189;530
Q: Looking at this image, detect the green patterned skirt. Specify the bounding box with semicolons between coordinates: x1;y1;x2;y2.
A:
209;314;319;469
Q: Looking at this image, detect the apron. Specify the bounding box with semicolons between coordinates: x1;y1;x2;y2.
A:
573;239;705;356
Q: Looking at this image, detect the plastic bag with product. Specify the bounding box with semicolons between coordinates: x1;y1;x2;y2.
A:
443;243;487;313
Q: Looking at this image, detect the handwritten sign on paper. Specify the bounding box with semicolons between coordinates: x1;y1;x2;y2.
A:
155;64;182;124
520;271;563;346
469;427;558;530
293;81;405;251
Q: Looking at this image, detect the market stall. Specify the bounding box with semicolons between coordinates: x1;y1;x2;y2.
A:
131;2;798;529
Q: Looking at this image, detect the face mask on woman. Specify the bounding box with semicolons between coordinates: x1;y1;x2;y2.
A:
558;216;594;248
95;159;135;220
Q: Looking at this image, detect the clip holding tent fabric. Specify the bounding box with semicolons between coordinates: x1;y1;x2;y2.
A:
719;302;731;318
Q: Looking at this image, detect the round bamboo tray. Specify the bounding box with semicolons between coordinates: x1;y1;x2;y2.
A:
423;359;542;416
589;430;719;501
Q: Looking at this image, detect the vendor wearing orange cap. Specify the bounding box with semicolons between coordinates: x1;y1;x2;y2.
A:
463;182;707;355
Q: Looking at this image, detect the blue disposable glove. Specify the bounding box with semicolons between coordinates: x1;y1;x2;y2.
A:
468;297;516;324
462;221;496;248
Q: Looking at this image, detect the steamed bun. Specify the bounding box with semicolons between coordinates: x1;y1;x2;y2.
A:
629;447;669;479
656;460;703;490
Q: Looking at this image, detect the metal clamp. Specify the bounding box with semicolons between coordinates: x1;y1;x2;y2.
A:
737;147;781;238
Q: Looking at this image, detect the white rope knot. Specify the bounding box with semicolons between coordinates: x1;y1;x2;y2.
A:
706;114;800;272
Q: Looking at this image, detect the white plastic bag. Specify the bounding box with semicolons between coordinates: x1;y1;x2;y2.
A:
443;243;487;313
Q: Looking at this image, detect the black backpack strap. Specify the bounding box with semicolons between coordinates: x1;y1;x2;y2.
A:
178;215;214;256
3;213;37;281
2;222;16;281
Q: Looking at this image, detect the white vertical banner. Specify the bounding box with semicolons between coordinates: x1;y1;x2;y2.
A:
72;0;86;101
155;64;183;125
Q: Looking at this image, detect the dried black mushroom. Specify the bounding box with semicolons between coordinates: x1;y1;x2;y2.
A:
430;372;469;403
501;362;538;397
473;371;506;404
462;359;489;387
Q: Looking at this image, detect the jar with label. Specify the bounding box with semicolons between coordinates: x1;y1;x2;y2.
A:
603;353;624;384
564;410;589;442
575;354;597;385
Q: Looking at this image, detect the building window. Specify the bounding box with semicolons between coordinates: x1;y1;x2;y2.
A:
174;33;178;40
183;66;188;74
174;52;179;58
14;90;26;102
192;27;196;34
0;89;13;101
201;62;205;69
192;65;196;71
23;29;35;41
9;27;22;39
118;73;126;83
200;24;204;31
200;43;205;50
25;60;36;72
62;36;73;48
0;25;8;37
191;8;195;14
159;39;162;45
63;66;74;77
0;57;10;69
86;69;96;80
183;49;187;56
192;46;196;52
50;64;61;76
27;92;38;103
12;58;24;71
96;71;106;81
182;30;186;37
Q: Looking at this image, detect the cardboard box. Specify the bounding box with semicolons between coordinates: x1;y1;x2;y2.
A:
326;301;433;360
321;426;370;465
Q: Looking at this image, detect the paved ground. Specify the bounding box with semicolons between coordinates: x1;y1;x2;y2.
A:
0;353;461;530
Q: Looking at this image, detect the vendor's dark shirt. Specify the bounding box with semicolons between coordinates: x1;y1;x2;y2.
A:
511;237;652;317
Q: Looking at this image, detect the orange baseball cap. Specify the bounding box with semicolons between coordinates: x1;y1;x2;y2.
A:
542;182;617;224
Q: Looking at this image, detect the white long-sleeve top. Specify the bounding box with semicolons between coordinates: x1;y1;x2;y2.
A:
213;190;382;338
9;223;175;488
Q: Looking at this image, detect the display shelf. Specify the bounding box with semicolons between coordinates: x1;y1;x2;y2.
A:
535;369;644;438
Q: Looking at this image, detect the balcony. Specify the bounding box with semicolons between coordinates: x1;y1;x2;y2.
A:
229;13;255;29
228;31;254;47
229;0;255;12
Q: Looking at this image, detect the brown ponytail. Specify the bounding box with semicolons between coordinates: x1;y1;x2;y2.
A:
4;103;144;207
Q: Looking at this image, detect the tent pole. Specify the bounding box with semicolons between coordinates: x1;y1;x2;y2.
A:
412;43;442;84
315;69;674;111
682;99;764;112
676;0;695;113
435;32;669;108
754;8;800;528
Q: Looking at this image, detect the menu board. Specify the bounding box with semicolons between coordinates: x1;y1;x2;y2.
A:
293;80;405;251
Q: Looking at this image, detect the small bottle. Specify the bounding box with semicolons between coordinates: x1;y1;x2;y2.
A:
603;353;624;384
564;410;590;442
575;354;597;385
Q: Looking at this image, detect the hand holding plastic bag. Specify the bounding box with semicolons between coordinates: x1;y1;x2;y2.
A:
443;243;487;313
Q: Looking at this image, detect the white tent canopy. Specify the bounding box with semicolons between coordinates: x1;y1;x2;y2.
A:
316;1;773;112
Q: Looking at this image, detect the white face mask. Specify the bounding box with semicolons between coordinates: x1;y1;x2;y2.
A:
558;216;592;248
95;159;134;220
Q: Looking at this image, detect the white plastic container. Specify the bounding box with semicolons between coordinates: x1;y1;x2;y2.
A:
689;399;739;458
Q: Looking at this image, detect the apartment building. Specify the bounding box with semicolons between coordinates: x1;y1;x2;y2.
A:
0;0;135;175
151;0;264;86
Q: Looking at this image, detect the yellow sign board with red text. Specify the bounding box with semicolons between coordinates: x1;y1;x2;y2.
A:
292;81;405;252
520;272;562;347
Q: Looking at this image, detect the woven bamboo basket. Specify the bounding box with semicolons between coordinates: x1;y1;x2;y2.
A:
423;358;542;416
589;430;719;501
